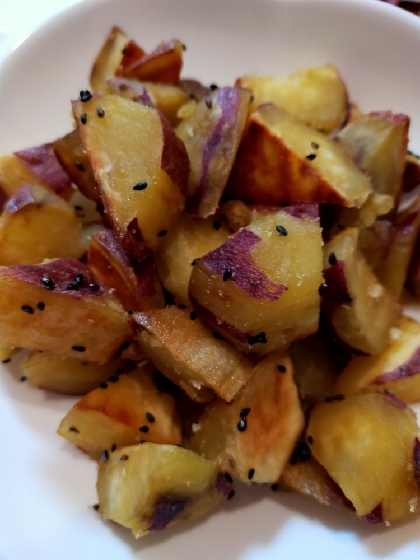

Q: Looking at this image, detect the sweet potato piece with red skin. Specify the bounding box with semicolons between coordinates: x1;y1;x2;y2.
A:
332;316;420;403
74;94;188;253
116;39;184;85
90;26;129;94
337;111;409;211
87;229;164;312
0;184;84;266
176;87;250;217
225;105;372;208
134;306;255;403
58;366;182;459
0;259;132;362
189;205;323;355
190;351;304;484
322;227;401;355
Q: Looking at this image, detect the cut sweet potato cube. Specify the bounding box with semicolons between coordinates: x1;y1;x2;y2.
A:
190;351;304;484
73;94;188;253
90;26;129;94
236;65;348;133
134;306;255;403
0;184;84;266
58;366;182;458
154;214;229;306
226;105;372;208
189;205;323;355
0;259;132;362
87;229;164;312
96;442;234;538
332;316;420;403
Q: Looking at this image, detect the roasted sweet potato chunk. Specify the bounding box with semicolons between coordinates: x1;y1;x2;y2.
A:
90;26;129;94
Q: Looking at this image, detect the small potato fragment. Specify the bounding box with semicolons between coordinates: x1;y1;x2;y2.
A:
97;443;234;538
332;316;420;403
190;351;304;484
322;227;401;355
236;65;348;133
73;94;188;253
21;351;134;395
226;105;372;208
189;205;323;355
0;184;84;266
306;393;419;518
58;366;182;458
90;26;129;94
0;259;132;362
154;214;230;306
134;306;255;403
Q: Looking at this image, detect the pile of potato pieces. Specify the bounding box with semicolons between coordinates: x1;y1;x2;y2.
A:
0;25;420;538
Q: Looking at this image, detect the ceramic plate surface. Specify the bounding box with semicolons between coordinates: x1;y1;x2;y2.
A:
0;0;419;559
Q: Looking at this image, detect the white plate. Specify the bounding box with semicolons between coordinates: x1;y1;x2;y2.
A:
0;0;420;559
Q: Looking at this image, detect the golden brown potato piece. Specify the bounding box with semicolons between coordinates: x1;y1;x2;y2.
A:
154;214;230;306
73;94;188;253
90;26;129;94
332;315;420;403
236;65;348;133
322;227;401;355
226;105;372;208
96;443;234;538
0;259;132;362
134;306;255;403
189;205;323;355
190;351;304;484
0;184;84;265
58;366;182;458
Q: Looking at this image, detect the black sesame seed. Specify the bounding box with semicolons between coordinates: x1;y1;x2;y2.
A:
74;205;84;212
210;83;218;91
75;161;85;172
311;142;319;149
100;382;108;389
42;277;55;290
72;345;86;353
146;412;155;423
110;443;117;452
2;358;11;364
212;331;225;341
213;219;221;230
271;483;278;492
101;450;109;463
248;468;255;480
248;332;267;345
157;229;168;238
133;182;148;191
224;472;233;483
96;107;105;118
277;365;286;373
190;311;197;320
307;435;314;444
93;503;100;511
80;90;92;102
191;258;200;265
178;304;186;310
240;407;251;418
68;426;79;433
109;375;119;382
182;43;187;51
205;97;212;109
237;418;247;432
290;440;312;464
275;225;288;236
81;113;87;125
22;305;34;314
227;490;235;500
139;425;149;433
66;283;79;291
223;268;232;282
328;252;337;266
115;368;125;375
75;274;84;285
89;283;100;291
120;454;129;461
305;154;316;161
20;375;27;382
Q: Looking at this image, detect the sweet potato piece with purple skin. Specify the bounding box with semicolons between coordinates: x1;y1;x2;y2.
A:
225;104;372;208
134;306;255;403
90;26;129;94
87;229;164;312
0;259;133;362
58;365;182;458
74;94;188;253
337;111;409;210
322;227;401;355
176;87;250;217
190;351;304;484
403;151;420;191
189;205;323;355
116;39;184;85
332;315;420;403
97;443;234;538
